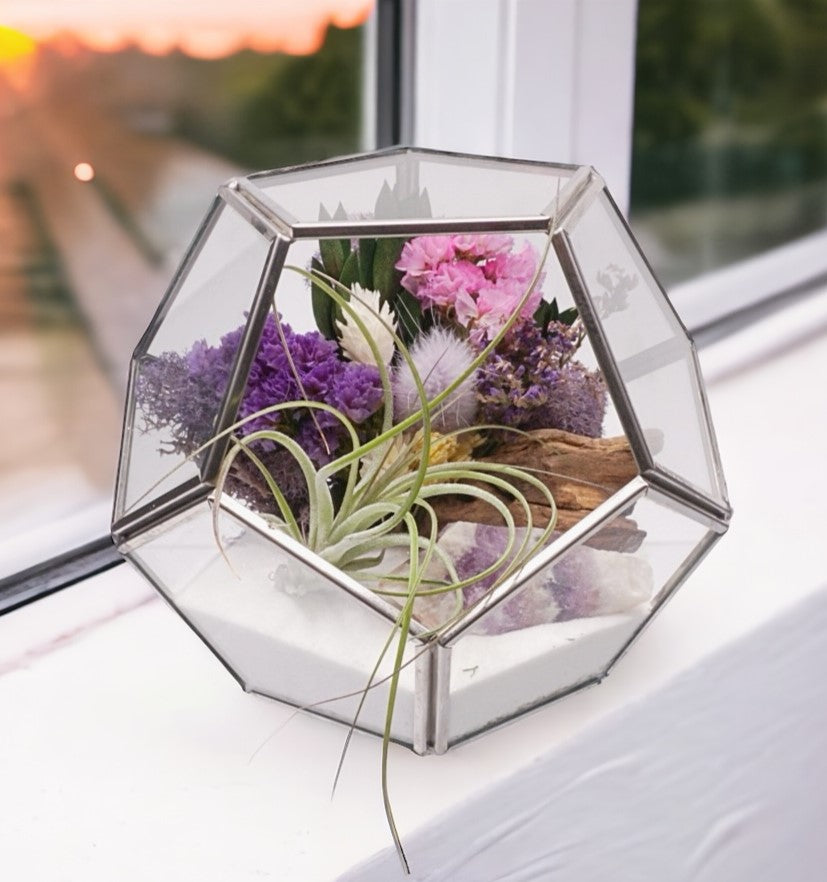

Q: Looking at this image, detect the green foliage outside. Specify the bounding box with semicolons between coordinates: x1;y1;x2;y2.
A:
174;25;362;170
28;24;363;174
631;0;827;210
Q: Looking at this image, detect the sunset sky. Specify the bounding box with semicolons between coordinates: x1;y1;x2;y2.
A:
0;0;374;56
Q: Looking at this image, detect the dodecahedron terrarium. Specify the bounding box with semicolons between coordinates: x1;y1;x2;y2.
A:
112;148;731;755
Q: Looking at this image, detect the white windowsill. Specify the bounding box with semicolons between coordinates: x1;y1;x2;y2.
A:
1;284;826;881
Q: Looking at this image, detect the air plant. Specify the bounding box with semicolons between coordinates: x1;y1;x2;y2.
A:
205;237;560;874
133;228;608;875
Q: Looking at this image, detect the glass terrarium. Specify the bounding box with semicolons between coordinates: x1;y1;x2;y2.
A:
112;148;731;754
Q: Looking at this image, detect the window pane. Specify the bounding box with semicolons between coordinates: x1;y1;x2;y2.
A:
630;0;827;286
0;7;374;580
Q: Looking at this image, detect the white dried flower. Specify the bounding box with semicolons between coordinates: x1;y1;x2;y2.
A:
336;284;396;368
393;326;478;432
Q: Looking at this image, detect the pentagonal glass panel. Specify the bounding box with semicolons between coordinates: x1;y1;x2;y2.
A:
565;189;727;504
119;202;272;517
128;499;420;745
252;149;575;223
443;487;711;745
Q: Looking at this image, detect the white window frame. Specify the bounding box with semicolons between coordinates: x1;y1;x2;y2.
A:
410;0;827;333
4;0;825;607
413;0;639;211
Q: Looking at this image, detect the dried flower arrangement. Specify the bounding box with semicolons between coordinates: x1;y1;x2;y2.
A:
133;217;653;870
112;149;734;877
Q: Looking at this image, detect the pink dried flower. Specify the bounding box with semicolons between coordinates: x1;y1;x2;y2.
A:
482;243;539;286
451;234;512;259
453;289;479;326
416;260;487;310
395;236;457;293
397;233;545;343
476;276;543;333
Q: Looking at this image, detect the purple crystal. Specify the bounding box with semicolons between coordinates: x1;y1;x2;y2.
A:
417;522;653;634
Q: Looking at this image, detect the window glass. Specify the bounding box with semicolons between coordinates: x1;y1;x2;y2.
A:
630;0;827;287
0;4;374;580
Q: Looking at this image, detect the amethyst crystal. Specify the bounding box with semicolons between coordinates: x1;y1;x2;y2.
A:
412;522;653;634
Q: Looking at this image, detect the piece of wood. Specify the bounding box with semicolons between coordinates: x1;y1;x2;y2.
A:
429;429;644;551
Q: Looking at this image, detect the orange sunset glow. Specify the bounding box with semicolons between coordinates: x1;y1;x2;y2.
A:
0;0;373;58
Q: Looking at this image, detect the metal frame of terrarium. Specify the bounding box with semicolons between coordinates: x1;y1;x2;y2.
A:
112;147;732;755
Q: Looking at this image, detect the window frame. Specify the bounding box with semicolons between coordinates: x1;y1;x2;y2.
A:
4;0;825;613
411;0;827;335
0;4;392;614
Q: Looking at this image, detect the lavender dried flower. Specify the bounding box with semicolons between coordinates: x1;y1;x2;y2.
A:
136;314;385;514
476;321;607;438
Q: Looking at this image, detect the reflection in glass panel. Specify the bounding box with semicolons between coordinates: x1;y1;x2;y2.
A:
255;150;575;223
445;490;710;745
624;348;721;499
568;192;725;503
145;206;272;355
122;204;272;516
568;191;680;363
630;0;827;285
0;8;373;578
130;499;418;745
255;154;409;223
416;154;573;220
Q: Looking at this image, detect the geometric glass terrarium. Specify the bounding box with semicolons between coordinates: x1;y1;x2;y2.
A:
112;148;731;755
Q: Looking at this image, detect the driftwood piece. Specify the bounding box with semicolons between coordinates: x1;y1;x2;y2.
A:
429;429;644;552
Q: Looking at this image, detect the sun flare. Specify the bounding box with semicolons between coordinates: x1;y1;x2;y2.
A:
0;25;36;64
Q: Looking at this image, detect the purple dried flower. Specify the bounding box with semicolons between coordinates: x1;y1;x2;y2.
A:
234;315;384;456
136;313;384;514
334;362;386;423
475;321;607;438
136;348;231;454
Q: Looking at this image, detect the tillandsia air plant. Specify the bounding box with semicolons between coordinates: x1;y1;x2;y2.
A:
136;226;615;872
117;148;736;877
